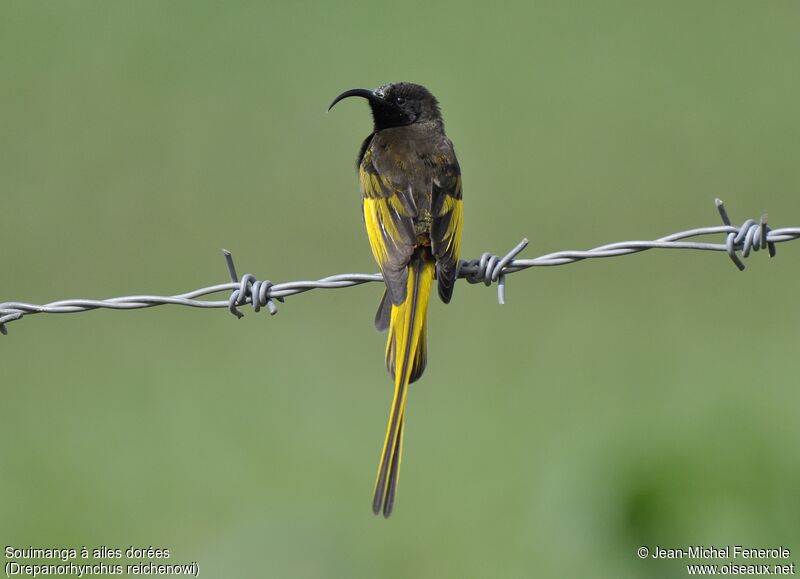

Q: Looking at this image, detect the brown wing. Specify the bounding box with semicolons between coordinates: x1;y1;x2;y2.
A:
430;146;463;304
360;145;417;306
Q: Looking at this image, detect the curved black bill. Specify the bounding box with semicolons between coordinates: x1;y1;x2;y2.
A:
327;88;380;112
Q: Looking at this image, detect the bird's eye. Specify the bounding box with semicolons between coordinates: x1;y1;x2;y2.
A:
395;96;405;105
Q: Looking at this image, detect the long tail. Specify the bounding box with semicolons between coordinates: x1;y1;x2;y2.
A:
372;248;434;517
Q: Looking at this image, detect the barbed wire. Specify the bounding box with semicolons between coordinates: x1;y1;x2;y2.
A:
2;199;799;336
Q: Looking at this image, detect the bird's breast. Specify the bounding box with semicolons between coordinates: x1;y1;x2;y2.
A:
370;127;443;243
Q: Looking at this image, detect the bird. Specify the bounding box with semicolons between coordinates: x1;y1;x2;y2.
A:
328;82;463;517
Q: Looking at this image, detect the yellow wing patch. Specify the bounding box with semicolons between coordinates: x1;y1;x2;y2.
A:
359;149;392;199
363;197;415;264
438;195;463;262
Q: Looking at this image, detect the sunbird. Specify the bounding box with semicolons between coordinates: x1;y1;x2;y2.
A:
329;83;463;517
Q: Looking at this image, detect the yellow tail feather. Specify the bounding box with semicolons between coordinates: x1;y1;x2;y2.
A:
372;249;434;517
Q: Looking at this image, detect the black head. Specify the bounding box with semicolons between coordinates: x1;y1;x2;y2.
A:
328;82;442;131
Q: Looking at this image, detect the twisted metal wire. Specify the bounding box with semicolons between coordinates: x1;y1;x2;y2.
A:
2;199;799;336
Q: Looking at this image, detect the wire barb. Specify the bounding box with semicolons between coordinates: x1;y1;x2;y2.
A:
460;238;530;304
2;200;799;336
223;250;283;319
715;200;775;271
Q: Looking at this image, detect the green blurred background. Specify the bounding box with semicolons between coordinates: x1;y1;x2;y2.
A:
2;2;799;577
